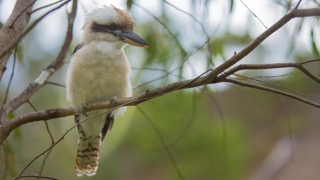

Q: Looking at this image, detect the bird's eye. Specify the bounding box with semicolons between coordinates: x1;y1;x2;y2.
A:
91;22;119;33
105;23;118;31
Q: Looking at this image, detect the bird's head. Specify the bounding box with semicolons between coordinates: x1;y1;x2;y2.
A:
82;5;150;48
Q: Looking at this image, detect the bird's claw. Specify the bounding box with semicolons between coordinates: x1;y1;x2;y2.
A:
110;96;118;109
80;105;88;117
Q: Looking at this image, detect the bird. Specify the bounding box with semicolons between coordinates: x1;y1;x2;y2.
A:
66;5;150;176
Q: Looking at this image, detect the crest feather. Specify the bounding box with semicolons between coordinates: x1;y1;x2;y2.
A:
111;5;134;31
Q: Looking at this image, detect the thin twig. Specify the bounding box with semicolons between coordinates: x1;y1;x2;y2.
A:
224;78;320;107
133;2;187;56
133;67;183;90
241;73;292;79
206;8;320;82
3;49;17;104
0;0;71;59
133;74;170;90
37;121;55;179
162;0;213;64
15;175;58;180
25;100;55;178
166;91;197;147
15;124;74;179
201;87;228;179
232;74;320;99
294;0;303;9
27;100;37;112
15;102;121;179
30;99;55;180
240;0;268;28
137;106;185;180
274;97;296;161
3;0;75;116
31;0;64;14
45;81;65;88
218;59;320;84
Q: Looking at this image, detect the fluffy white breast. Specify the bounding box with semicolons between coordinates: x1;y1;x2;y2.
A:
66;42;132;112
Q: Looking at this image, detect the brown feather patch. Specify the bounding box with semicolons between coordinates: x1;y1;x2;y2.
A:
111;5;134;31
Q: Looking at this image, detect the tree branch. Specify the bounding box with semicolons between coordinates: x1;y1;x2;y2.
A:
0;0;36;80
218;59;320;84
0;1;71;61
3;0;75;116
208;8;320;83
0;0;77;146
0;69;212;144
223;78;320;108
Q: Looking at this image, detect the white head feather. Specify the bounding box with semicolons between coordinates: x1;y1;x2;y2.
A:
82;6;134;43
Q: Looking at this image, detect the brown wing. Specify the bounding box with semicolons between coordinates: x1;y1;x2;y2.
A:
101;112;115;141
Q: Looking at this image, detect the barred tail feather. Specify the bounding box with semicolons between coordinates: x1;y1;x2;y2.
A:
75;133;101;176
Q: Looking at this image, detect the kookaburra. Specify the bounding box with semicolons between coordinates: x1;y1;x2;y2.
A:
66;5;150;176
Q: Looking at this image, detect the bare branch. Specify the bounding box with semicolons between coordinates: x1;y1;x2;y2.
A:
133;2;187;56
162;0;213;64
207;8;320;83
3;49;17;104
0;0;36;80
45;81;65;88
15;116;78;179
31;0;64;14
3;0;76;116
240;0;268;28
0;0;71;61
0;68;212;144
217;59;320;84
224;78;320;108
15;175;58;180
37;121;54;178
165;91;197;147
232;74;320;99
137;106;185;180
294;0;303;9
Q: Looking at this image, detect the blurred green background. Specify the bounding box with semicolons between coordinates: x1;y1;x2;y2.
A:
1;0;320;179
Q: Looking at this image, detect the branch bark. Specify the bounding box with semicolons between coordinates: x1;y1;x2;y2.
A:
223;78;320;107
3;0;75;116
218;59;320;84
0;0;77;146
0;0;36;80
207;8;320;82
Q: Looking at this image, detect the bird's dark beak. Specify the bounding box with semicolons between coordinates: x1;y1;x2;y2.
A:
113;31;150;47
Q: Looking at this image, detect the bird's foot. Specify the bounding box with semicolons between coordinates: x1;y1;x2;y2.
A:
110;96;118;109
80;105;88;117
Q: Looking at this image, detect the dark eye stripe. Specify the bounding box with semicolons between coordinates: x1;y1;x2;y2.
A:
105;23;118;31
91;22;119;32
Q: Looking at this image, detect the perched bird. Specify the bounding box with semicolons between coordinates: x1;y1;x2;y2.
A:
66;5;150;176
